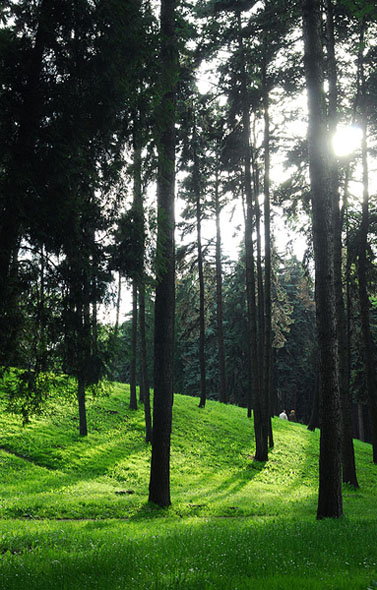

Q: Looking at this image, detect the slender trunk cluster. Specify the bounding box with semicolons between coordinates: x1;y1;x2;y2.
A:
237;11;270;462
129;115;153;440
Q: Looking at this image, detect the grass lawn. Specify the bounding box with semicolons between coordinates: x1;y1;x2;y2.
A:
0;382;376;589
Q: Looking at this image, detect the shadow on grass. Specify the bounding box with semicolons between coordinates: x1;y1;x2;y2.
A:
0;393;363;523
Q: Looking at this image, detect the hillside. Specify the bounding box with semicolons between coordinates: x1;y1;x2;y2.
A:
0;383;377;589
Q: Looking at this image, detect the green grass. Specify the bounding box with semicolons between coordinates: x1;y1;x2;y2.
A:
0;382;376;589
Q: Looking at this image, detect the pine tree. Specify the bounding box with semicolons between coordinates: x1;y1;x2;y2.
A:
302;0;343;519
149;0;178;507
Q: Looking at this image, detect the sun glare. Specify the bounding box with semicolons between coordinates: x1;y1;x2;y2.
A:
332;125;362;157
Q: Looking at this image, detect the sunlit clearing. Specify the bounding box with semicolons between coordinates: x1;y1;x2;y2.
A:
332;125;362;157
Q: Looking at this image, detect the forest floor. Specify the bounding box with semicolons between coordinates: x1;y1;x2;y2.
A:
0;382;376;589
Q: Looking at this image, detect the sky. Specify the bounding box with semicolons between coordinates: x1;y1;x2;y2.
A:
101;120;364;326
101;28;368;326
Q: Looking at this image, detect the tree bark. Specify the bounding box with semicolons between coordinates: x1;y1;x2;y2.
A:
129;280;138;410
37;246;48;372
358;404;365;442
139;285;152;442
149;0;177;507
357;21;377;463
251;146;265;378
77;376;88;437
115;272;122;334
133;109;152;436
215;168;227;404
237;11;267;461
192;120;207;409
302;0;342;519
129;117;143;411
325;0;358;487
197;195;207;408
262;64;274;449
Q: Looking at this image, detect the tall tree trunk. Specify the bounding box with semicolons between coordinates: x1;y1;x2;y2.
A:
326;0;358;487
133;116;144;404
37;246;48;372
133;109;152;433
197;195;207;408
129;117;143;411
357;22;377;462
253;162;270;453
262;64;274;449
302;0;342;519
139;286;152;442
252;157;265;378
241;194;253;420
149;0;177;507
76;274;91;438
130;280;138;410
115;272;122;334
77;376;88;437
358;404;365;442
191;118;207;409
138;310;144;404
215;168;227;404
237;11;267;461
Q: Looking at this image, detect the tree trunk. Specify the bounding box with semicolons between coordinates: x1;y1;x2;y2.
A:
302;0;342;519
262;65;274;449
115;272;122;334
237;11;267;461
215;169;227;404
139;285;152;443
149;0;177;507
37;246;48;372
77;376;88;437
358;404;365;442
129;280;138;410
190;116;207;409
325;0;358;487
197;195;207;408
133;108;151;432
357;24;377;463
251;145;265;378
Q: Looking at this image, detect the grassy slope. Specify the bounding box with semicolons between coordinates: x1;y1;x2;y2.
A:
0;384;376;589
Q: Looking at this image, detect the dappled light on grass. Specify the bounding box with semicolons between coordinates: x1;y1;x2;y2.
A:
0;383;376;588
0;384;373;520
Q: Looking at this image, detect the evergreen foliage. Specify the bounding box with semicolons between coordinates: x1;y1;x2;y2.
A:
1;0;377;520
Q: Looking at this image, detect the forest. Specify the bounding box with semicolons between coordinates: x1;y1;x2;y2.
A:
1;0;377;586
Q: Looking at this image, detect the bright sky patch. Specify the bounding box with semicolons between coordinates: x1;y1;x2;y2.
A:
332;125;362;157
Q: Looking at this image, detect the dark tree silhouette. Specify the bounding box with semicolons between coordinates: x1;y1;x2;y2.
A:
149;0;177;507
302;0;343;519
